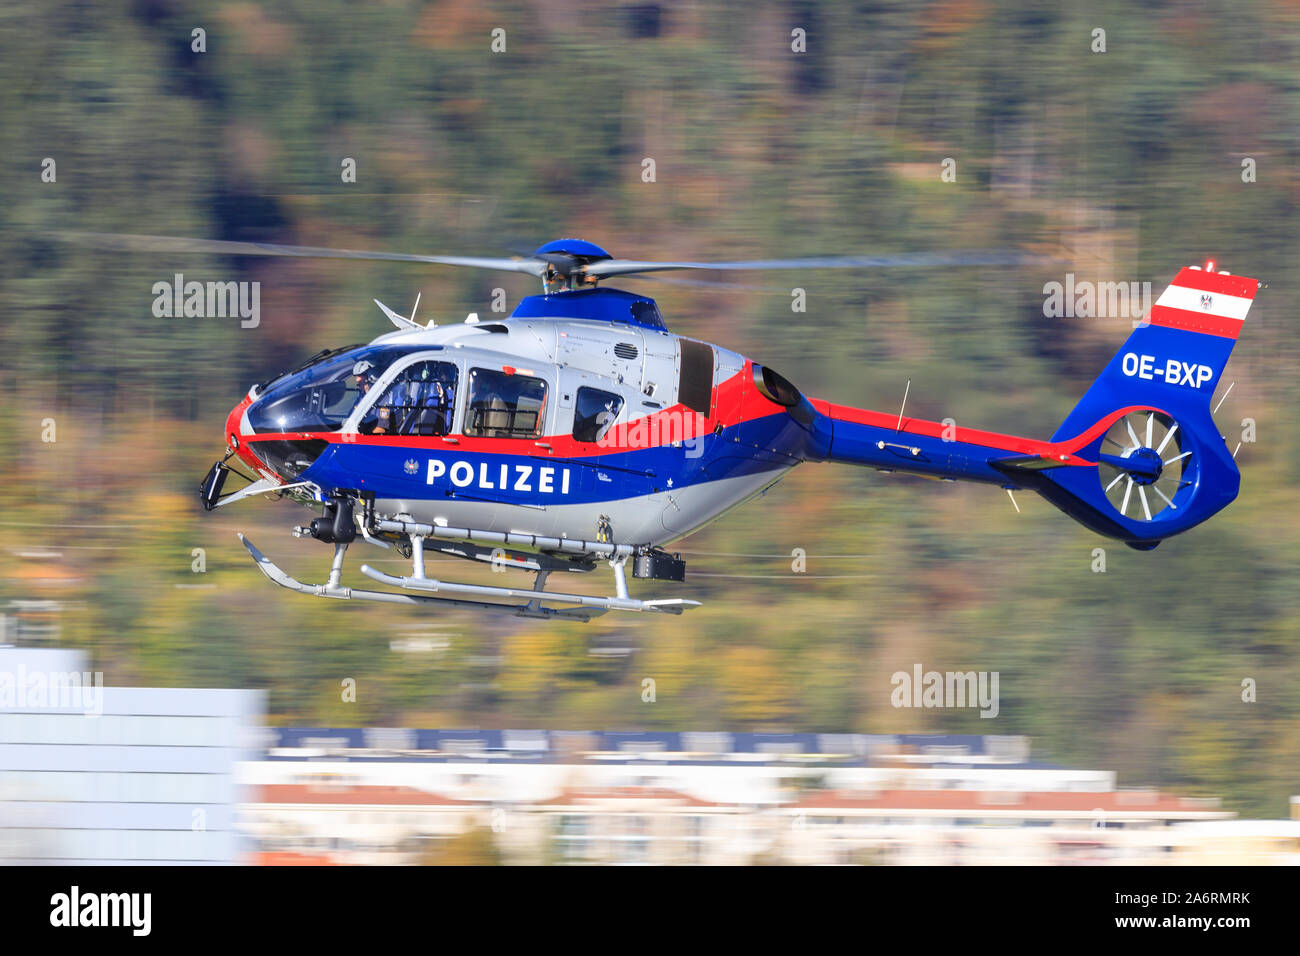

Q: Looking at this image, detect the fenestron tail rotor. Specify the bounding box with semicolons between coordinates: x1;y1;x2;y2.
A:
1098;410;1191;522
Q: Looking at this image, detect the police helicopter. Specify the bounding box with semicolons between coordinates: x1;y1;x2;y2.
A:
64;232;1262;621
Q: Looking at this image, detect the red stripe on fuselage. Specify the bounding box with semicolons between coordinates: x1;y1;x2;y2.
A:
244;363;789;459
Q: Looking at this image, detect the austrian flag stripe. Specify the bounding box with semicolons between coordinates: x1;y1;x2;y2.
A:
1147;267;1259;340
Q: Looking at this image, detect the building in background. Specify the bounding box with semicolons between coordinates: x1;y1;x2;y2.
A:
239;730;1300;865
0;646;263;864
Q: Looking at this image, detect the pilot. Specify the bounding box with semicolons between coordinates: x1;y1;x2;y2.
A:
352;360;376;393
352;360;378;420
352;359;399;435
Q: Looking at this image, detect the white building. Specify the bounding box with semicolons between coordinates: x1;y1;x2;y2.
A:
236;730;1290;865
0;646;263;864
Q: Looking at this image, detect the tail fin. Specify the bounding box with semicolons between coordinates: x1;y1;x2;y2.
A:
1028;263;1261;547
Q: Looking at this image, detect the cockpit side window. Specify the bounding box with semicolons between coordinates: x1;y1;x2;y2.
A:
359;360;459;436
572;387;624;443
464;367;549;439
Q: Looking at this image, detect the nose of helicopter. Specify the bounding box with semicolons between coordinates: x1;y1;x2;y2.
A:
224;394;264;474
200;393;264;510
219;389;333;489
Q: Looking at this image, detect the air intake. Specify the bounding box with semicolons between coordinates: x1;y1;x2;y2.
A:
614;342;639;360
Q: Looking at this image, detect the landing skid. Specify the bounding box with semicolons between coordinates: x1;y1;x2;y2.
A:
237;533;700;621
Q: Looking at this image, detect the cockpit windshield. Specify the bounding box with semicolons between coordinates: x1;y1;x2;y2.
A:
257;343;361;393
247;344;424;433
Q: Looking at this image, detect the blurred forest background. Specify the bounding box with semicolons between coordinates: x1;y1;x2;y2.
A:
0;1;1297;816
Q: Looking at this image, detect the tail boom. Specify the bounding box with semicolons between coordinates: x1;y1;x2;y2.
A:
806;400;1097;484
804;262;1260;546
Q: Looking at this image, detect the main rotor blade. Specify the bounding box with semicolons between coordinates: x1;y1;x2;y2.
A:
51;231;549;276
584;249;1041;277
633;274;797;293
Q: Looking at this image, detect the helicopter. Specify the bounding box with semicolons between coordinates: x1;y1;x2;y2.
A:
63;233;1261;621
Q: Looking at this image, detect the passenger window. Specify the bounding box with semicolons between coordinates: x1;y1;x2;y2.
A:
360;360;459;436
572;387;624;443
464;367;549;439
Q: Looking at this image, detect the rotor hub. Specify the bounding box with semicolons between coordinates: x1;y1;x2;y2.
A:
1122;445;1163;485
532;239;613;289
531;238;612;261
